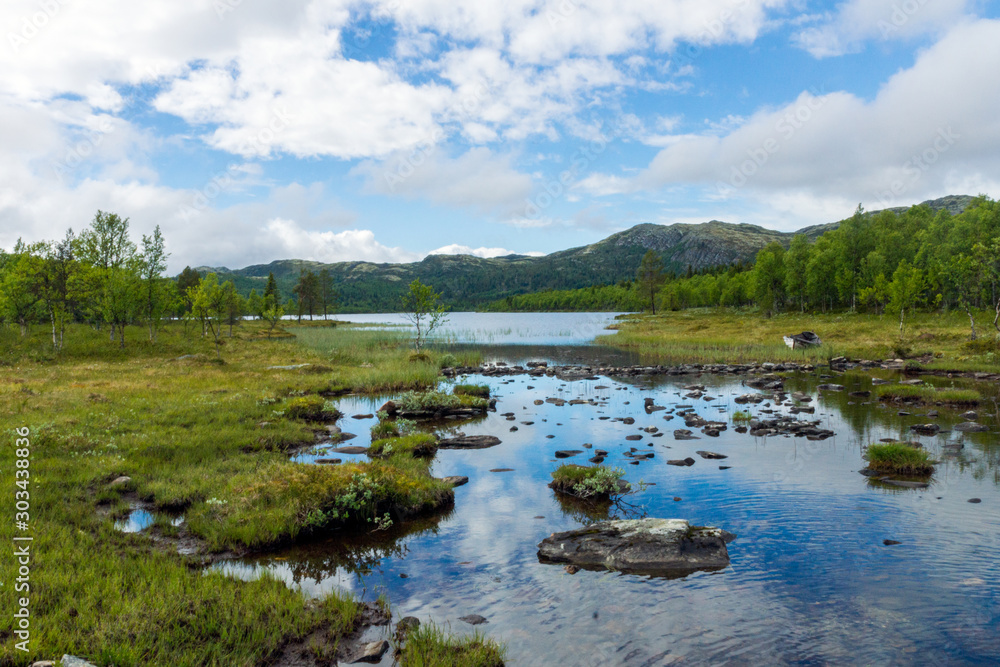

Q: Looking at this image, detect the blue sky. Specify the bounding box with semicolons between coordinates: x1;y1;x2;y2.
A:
2;0;998;272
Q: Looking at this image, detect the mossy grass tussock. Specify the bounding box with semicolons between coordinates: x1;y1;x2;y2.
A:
397;622;507;667
872;383;982;405
549;464;630;499
0;320;490;665
864;443;936;476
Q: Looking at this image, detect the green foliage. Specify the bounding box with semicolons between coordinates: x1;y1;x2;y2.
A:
370;413;419;440
636;249;666;313
865;443;934;475
402;279;448;350
550;464;629;499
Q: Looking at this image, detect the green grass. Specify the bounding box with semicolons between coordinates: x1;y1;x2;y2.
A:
865;443;935;475
453;383;490;398
398;623;506;667
396;390;489;412
731;411;752;423
600;308;1000;370
873;384;982;404
0;320;459;665
369;434;439;459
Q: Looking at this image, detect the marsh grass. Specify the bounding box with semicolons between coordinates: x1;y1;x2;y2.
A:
873;384;982;404
398;623;506;667
0;320;458;665
601;309;1000;370
865;443;935;475
453;383;490;398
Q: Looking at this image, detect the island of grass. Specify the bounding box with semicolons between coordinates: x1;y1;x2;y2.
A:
453;383;491;397
399;623;506;667
379;388;495;419
0;320;502;666
864;443;936;476
368;433;439;459
549;464;630;499
873;383;981;405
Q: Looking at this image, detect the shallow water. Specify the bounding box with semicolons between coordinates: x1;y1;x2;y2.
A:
216;366;1000;666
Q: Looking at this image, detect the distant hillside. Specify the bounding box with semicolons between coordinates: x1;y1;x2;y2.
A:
193;195;974;312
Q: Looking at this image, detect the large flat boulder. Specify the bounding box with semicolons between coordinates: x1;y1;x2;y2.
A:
437;435;502;449
537;518;734;577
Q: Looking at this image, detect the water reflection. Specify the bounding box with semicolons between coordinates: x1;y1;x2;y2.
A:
218;362;1000;665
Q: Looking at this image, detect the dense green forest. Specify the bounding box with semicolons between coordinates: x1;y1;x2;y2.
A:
4;197;998;344
484;197;1000;338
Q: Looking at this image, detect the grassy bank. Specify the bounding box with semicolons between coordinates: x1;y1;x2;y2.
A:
0;321;500;666
600;308;1000;370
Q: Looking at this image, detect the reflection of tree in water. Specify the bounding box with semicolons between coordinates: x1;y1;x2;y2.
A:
249;510;452;586
554;492;648;524
429;413;490;439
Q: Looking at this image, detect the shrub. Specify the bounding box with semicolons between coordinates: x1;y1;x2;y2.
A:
865;443;934;475
370;412;418;440
549;464;629;499
438;353;458;369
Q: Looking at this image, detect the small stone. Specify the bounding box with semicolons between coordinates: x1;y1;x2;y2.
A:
30;662;55;667
564;564;580;574
397;616;420;633
673;497;682;502
883;539;901;546
489;468;515;473
61;658;99;667
346;640;390;663
968;498;982;503
459;614;488;625
108;476;131;488
440;476;469;487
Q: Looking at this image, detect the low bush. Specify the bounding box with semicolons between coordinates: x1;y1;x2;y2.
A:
865;443;934;475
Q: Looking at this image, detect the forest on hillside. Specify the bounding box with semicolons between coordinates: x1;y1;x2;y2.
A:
485;197;1000;338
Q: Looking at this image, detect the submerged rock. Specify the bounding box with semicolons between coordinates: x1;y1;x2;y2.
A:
537;518;734;577
954;422;989;432
345;640;389;664
459;614;488;625
438;435;502;449
439;476;469;487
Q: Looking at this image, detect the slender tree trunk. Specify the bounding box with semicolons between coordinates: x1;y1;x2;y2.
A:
965;304;977;340
49;306;58;350
993;297;1000;335
899;307;905;339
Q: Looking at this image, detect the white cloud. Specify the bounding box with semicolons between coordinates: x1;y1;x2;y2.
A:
633;19;1000;211
354;147;533;213
261;219;417;264
428;244;543;258
794;0;972;57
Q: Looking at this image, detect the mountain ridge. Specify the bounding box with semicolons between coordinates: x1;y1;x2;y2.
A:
193;195;975;312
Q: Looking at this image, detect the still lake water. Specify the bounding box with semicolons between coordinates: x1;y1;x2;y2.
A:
218;314;1000;665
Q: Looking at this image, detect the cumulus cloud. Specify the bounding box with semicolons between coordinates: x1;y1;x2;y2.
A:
793;0;972;57
632;19;1000;211
354;147;532;213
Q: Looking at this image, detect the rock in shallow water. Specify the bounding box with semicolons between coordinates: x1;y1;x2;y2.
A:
437;435;502;449
537;518;734;577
